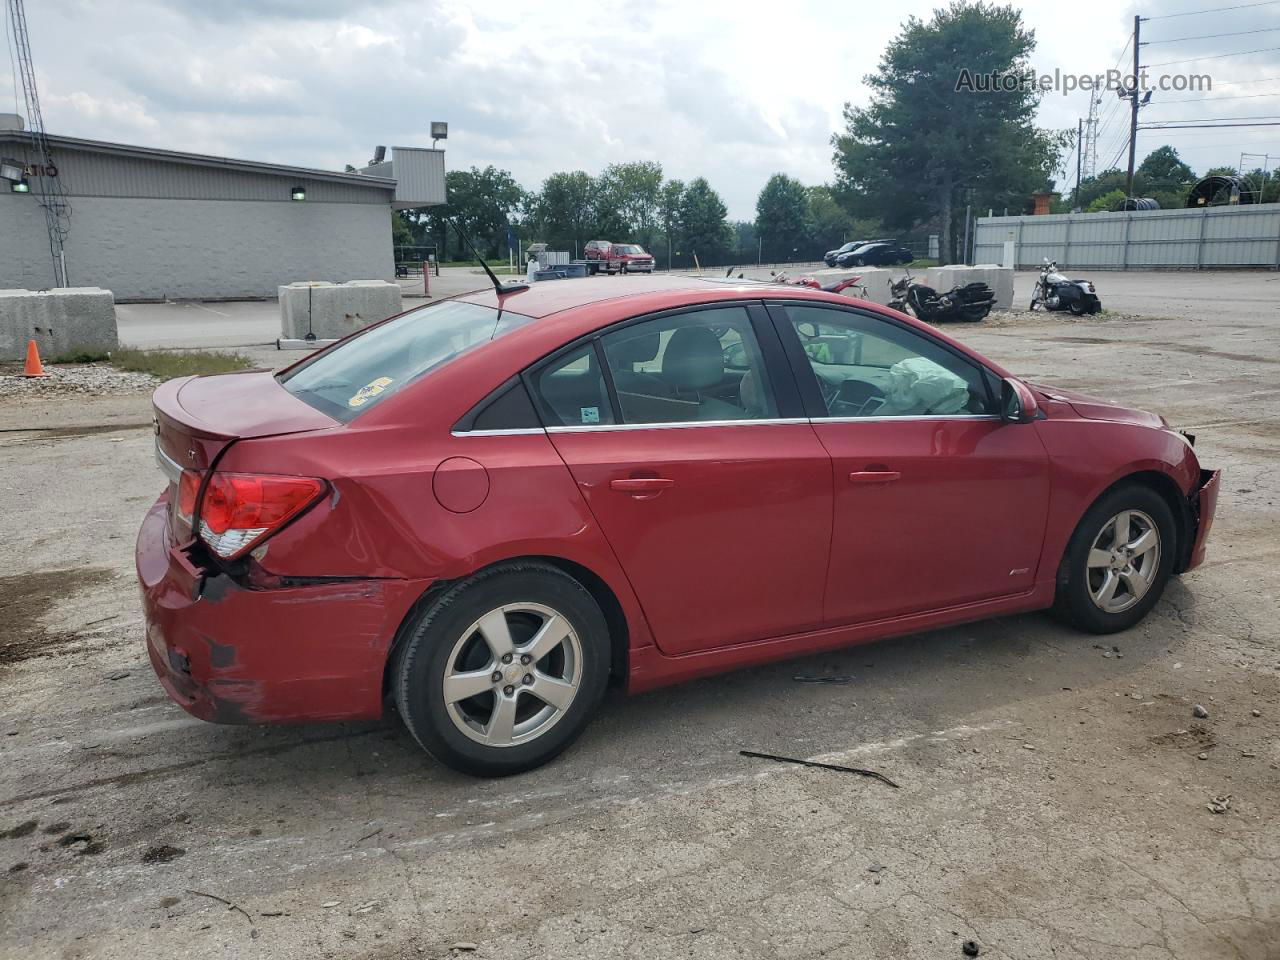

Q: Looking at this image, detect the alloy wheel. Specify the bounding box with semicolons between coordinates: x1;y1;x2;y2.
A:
1086;509;1161;614
442;602;583;748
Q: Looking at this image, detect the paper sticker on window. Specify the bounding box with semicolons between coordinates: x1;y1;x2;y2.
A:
580;406;601;424
348;377;394;408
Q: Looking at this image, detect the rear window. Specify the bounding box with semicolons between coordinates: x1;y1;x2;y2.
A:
279;300;533;422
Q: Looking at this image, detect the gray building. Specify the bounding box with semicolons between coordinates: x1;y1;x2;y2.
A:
0;115;444;300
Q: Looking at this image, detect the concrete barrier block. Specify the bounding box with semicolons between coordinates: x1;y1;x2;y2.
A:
0;287;118;361
925;265;1014;310
279;280;402;340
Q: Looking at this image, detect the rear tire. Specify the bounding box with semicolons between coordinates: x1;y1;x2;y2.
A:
394;562;610;776
1069;301;1087;316
1053;484;1176;634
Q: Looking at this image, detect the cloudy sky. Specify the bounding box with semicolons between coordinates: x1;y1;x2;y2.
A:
4;0;1279;218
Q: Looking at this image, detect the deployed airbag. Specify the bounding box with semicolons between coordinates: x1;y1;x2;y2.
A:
883;357;969;415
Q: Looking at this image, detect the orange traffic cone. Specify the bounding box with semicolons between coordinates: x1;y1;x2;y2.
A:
23;339;49;378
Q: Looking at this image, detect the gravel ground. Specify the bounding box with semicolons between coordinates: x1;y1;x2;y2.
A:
1;286;1277;960
0;363;159;400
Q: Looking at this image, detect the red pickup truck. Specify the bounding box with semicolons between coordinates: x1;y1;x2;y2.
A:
583;240;656;274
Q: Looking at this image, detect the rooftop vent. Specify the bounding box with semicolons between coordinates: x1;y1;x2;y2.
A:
0;113;26;132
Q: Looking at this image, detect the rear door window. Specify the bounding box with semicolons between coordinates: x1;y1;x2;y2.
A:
279;300;532;421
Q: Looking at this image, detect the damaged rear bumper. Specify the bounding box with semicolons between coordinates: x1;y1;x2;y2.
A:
1184;469;1221;572
135;495;430;724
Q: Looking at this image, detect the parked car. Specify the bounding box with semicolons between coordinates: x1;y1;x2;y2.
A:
582;240;613;275
138;275;1220;777
608;244;655;273
836;241;915;267
824;241;865;267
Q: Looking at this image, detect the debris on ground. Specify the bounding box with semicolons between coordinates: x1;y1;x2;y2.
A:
452;943;478;952
739;750;899;788
142;845;186;864
963;940;981;956
1193;704;1210;719
793;675;854;684
1207;795;1232;814
186;889;253;925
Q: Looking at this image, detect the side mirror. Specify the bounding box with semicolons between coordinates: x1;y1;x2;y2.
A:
1001;378;1039;424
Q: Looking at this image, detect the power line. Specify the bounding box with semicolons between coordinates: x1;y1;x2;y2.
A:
1215;74;1280;86
1142;121;1280;127
1156;90;1280;103
1145;0;1280;18
1146;45;1280;67
1143;26;1280;43
1147;114;1280;121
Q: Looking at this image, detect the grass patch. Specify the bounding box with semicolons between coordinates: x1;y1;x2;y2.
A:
49;348;111;364
109;347;255;380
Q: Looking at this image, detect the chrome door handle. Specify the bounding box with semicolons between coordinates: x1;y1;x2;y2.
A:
848;471;900;484
610;478;675;493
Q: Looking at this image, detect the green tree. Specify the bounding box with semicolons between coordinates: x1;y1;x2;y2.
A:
656;179;686;268
597;161;664;248
531;171;598;257
1136;145;1195;208
755;174;812;262
678;177;731;265
1086;188;1126;213
806;185;861;254
832;1;1066;262
1073;168;1129;211
423;166;526;259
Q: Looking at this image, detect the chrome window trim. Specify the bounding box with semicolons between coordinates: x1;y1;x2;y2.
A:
454;414;1001;436
813;414;1001;424
450;427;548;438
154;440;184;483
548;418;814;433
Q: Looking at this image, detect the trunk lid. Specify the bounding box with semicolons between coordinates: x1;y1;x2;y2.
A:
152;371;337;541
154;370;337;468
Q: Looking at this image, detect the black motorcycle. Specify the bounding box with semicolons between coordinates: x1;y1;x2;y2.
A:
888;270;994;323
1030;259;1101;315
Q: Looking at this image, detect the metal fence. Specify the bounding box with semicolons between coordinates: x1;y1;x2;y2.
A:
973;204;1280;270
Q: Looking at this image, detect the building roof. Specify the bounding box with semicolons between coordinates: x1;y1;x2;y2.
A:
0;128;395;191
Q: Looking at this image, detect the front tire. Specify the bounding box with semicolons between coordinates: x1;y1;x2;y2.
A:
394;562;610;776
1054;484;1176;634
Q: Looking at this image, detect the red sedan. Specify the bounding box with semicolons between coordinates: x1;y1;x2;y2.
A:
137;276;1219;776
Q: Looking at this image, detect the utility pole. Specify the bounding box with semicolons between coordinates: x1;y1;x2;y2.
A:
7;0;71;286
1125;14;1142;198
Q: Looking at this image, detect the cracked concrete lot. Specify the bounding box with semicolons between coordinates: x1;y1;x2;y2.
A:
1;270;1278;959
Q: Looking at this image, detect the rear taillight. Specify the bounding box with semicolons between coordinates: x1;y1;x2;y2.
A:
175;469;201;539
191;472;325;559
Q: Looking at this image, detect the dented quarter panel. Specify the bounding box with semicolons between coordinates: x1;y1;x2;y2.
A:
138;498;430;723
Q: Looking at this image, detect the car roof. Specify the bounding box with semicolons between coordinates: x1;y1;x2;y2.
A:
456;274;765;319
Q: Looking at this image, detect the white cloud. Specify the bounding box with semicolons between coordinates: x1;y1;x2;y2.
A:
3;0;1278;218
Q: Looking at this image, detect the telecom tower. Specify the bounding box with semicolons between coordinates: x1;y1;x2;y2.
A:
1081;92;1101;181
6;0;72;286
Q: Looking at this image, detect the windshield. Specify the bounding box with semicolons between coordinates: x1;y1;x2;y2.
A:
839;242;859;252
614;245;645;254
279;300;534;422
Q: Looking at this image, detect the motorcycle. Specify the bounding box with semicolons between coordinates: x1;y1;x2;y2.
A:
888;269;994;323
769;270;868;297
1031;259;1101;315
